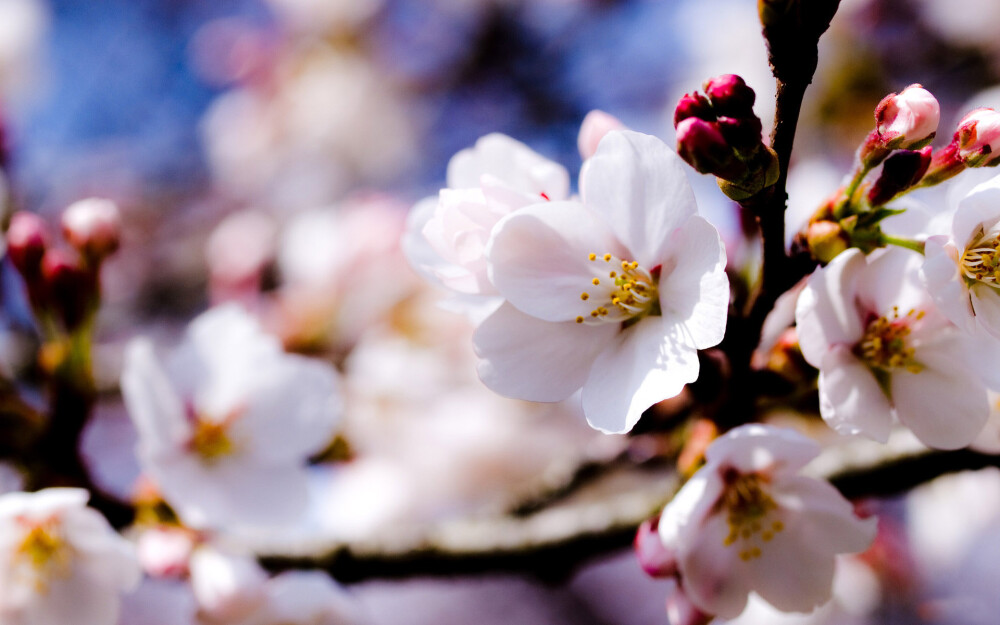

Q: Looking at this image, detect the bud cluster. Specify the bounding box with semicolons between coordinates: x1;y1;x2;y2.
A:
674;74;779;201
921;108;1000;186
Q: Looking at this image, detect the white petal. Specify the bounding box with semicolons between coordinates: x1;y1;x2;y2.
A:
705;424;820;475
922;236;975;333
581;317;698;433
487;200;626;322
581;130;698;268
401;196;455;286
952;177;1000;246
817;346;893;443
121;339;190;454
677;511;751;619
447;133;569;200
772;476;877;555
659;471;724;550
658;215;730;350
795;249;866;368
855;247;928;318
892;343;989;449
473;302;615;402
970;283;1000;340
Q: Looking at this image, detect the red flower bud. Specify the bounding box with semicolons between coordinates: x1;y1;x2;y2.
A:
41;249;95;332
867;146;932;206
703;74;756;118
674;92;714;126
675;118;743;179
7;212;48;277
635;516;678;578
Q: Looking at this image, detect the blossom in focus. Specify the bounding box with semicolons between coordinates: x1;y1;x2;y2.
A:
474;130;729;433
956;108;1000;166
0;488;140;625
578;110;625;160
922;174;1000;339
120;304;342;529
658;425;876;618
874;85;940;149
403;132;569;310
796;247;998;449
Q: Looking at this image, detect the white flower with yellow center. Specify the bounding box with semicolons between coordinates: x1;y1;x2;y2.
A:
121;305;342;530
403;133;570;315
0;488;140;625
923;174;1000;340
473;130;729;433
658;425;876;619
797;247;1000;449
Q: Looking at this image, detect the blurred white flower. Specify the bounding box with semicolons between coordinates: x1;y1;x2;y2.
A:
0;0;47;100
121;304;342;530
475;130;728;433
0;488;140;625
189;545;268;624
658;425;876;619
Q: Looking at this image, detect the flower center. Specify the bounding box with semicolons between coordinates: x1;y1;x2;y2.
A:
961;227;1000;286
189;419;235;462
575;253;659;326
719;472;783;561
15;518;71;591
856;307;924;373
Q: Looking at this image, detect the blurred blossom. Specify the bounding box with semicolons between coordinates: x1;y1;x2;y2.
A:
205;210;277;305
263;0;382;35
189;545;269;623
0;462;22;494
0;488;141;625
0;0;47;101
118;579;197;625
135;525;197;579
120;305;343;530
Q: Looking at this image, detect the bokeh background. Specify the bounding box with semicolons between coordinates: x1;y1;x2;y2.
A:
4;0;1000;623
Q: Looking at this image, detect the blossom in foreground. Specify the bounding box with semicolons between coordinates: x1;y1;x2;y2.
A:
475;130;729;433
658;425;876;618
923;174;1000;339
403;132;570;310
0;488;140;625
121;304;342;529
796;247;997;449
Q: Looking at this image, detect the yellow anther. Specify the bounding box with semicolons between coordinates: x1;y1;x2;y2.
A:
576;316;584;324
592;277;600;286
609;271;617;278
588;253;597;261
581;293;590;301
603;253;612;262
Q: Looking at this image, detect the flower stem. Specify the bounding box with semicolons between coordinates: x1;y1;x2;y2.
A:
879;234;925;254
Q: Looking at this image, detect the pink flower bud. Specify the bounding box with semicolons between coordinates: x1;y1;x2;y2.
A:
674;92;714;126
41;248;94;332
137;526;196;578
703;74;755;117
665;586;713;625
577;110;626;160
634;516;678;578
675;117;742;179
957;108;1000;166
867;146;932;206
875;84;940;148
61;198;122;261
7;212;48;277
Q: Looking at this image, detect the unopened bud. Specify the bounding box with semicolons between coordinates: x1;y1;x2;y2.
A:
867;146;932;206
578;110;626;160
675;118;743;179
674;92;714;126
716;115;764;154
41;249;94;332
703;74;755;118
635;516;678;578
806;220;849;263
7;212;48;277
61;198;122;261
874;85;940;150
957;108;1000;166
665;587;713;625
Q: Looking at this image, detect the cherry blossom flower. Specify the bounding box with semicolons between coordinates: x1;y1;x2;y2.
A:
403;132;570;311
874;85;940;149
796;247;998;449
474;129;729;433
658;425;876;619
923;174;1000;339
120;304;342;530
0;488;140;625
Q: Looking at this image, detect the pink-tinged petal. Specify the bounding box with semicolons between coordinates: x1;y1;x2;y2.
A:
952;177;1000;246
970;283;1000;340
581;130;697;268
795;249;866;367
817;346;893;443
893;343;989;449
121;339;190;454
677;512;751;619
487;200;626;322
447;133;569;200
922;236;975;333
581;317;699;433
578;110;625;160
659;471;724;550
401;196;447;284
705;424;819;475
961;331;1000;391
855;247;928;318
658;215;730;350
473;302;615;402
22;569;123;625
772;476;877;555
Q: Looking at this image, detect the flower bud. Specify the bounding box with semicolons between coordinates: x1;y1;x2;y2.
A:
703;74;755;118
675;117;743;180
41;248;94;332
7;211;48;277
874;85;940;149
61;198;122;261
577;110;625;160
635;516;678;578
957;108;1000;166
674;92;714;126
806;219;849;263
867;146;932;206
716;115;764;154
665;587;713;625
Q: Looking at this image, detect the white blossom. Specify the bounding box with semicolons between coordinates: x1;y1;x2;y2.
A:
121;304;342;530
658;425;876;618
473;130;728;433
0;488;140;625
